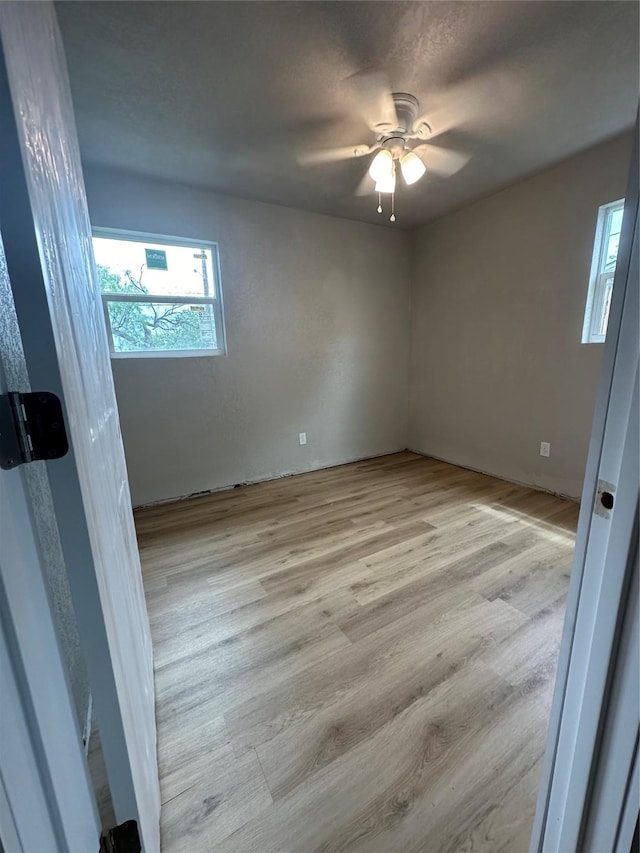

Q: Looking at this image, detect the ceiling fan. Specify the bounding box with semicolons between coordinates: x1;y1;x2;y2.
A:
298;74;470;223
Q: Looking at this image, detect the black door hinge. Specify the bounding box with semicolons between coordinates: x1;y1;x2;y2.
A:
0;391;69;470
99;820;141;853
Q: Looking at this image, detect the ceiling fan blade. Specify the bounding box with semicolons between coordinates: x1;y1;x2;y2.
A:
354;170;375;197
347;71;398;133
297;143;372;166
407;115;434;140
412;66;514;142
412;144;470;177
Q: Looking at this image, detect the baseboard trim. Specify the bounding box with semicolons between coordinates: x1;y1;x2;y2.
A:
134;447;581;510
406;447;580;503
133;448;409;510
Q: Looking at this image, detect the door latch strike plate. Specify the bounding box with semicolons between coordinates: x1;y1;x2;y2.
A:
595;479;616;519
0;391;68;470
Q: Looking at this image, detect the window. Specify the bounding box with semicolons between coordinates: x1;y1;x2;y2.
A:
582;199;624;344
92;230;226;357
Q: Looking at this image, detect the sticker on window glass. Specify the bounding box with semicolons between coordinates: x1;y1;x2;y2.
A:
145;248;168;270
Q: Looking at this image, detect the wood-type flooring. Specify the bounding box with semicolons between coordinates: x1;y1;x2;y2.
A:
135;452;578;852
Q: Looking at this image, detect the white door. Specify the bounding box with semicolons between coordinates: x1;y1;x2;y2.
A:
0;3;160;850
0;358;100;851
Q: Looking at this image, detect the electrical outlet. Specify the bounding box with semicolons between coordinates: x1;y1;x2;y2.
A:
298;432;307;446
540;441;551;457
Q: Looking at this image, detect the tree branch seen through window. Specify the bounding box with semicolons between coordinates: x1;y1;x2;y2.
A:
92;233;225;357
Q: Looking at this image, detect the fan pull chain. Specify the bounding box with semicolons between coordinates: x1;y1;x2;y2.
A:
390;192;396;223
377;192;382;214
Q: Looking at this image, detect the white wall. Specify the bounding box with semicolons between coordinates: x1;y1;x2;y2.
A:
409;132;633;499
84;167;411;506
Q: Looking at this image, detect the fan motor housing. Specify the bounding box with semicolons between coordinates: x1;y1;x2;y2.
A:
380;135;407;158
376;93;431;146
391;93;419;133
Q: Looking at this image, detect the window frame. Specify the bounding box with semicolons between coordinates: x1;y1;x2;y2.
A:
92;227;227;359
581;199;624;344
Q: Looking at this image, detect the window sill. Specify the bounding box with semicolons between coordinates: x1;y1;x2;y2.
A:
110;349;226;360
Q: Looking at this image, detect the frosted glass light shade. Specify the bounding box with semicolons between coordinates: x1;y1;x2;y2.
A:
368;149;393;182
375;164;396;194
400;150;426;185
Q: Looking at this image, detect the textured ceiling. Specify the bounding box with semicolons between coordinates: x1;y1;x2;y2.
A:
56;1;639;229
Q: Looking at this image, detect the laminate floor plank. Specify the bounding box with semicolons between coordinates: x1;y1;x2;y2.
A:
153;585;359;670
215;660;547;853
339;531;537;643
147;579;268;646
158;713;231;806
161;745;273;852
256;520;436;598
154;591;355;722
225;591;526;755
479;599;568;689
453;755;547;853
349;514;532;605
136;452;577;851
475;548;572;617
253;596;526;802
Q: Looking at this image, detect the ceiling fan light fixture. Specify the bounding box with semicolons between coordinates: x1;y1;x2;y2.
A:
400;150;426;185
375;162;396;194
368;149;393;182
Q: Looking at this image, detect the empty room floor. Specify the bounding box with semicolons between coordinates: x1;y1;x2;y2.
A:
135;452;578;853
